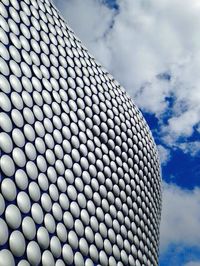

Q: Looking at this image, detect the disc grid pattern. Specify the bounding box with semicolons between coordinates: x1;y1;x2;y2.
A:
0;0;162;265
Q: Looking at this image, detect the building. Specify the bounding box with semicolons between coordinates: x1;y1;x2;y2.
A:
0;0;162;265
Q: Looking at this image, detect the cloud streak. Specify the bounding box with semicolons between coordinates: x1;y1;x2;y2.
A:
157;145;171;166
160;182;200;252
185;261;200;266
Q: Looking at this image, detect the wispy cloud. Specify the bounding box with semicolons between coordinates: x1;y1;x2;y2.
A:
185;261;200;266
157;145;171;166
160;182;200;252
178;142;200;157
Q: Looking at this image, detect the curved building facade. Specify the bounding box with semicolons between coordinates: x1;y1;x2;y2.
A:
0;0;162;265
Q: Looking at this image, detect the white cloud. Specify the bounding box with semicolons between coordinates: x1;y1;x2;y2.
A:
53;0;200;146
53;0;116;69
160;182;200;252
185;261;200;266
53;0;115;44
178;141;200;156
157;145;171;165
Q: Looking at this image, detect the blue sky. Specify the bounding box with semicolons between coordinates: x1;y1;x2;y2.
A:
53;0;200;265
145;112;200;190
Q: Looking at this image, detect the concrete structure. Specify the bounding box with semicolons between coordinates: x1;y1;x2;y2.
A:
0;0;162;265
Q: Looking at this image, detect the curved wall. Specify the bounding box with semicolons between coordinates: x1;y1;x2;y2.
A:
0;0;162;265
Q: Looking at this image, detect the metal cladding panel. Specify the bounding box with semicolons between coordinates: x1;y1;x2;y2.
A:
0;0;162;265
